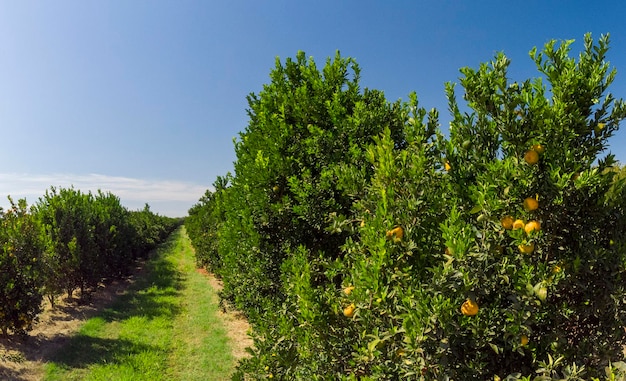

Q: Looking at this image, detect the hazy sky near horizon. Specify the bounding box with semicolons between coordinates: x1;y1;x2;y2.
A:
1;1;625;216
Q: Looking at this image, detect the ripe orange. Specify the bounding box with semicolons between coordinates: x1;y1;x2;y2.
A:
386;226;404;242
444;161;451;171
521;335;529;346
531;144;545;154
513;219;525;230
343;286;355;295
523;197;539;212
595;122;606;135
524;150;539;165
524;220;541;234
461;299;479;316
501;216;514;230
518;242;535;254
343;303;356;318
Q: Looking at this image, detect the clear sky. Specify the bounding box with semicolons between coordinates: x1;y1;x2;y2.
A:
1;1;625;216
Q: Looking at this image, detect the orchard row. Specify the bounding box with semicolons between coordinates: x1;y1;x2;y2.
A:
0;187;181;335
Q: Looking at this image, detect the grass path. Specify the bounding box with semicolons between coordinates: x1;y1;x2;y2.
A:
42;226;239;381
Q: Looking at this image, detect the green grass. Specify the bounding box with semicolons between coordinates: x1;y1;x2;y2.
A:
43;227;236;381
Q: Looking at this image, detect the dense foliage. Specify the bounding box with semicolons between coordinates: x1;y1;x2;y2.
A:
187;34;626;379
0;187;180;334
188;51;406;318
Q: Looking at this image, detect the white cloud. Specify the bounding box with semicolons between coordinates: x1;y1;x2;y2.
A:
0;173;211;217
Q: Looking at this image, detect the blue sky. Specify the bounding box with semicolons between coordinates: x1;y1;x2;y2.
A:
1;1;625;216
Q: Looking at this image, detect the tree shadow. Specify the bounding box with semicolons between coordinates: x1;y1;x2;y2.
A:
46;335;160;368
97;240;186;322
0;365;27;381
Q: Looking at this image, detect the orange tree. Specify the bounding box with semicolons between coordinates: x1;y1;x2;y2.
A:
36;187;104;300
0;198;45;335
337;34;626;379
127;203;180;258
231;34;626;379
187;175;231;271
202;51;407;322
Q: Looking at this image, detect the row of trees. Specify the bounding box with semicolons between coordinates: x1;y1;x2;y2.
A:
187;34;626;379
0;187;180;335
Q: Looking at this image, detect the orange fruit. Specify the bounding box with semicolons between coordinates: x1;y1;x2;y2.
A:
513;219;525;230
386;226;404;242
523;197;539;212
444;161;451;171
524;150;539;165
518;242;535;254
521;335;529;346
343;286;355;295
595;122;606;135
531;144;545;154
501;216;514;230
461;299;479;316
343;303;356;318
524;220;541;234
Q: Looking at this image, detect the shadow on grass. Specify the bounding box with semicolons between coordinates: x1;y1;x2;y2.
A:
47;335;159;369
98;232;185;323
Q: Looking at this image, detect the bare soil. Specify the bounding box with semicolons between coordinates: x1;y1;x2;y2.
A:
0;262;252;381
0;267;144;380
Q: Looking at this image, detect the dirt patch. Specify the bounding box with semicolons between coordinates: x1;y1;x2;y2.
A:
195;268;254;360
0;261;148;381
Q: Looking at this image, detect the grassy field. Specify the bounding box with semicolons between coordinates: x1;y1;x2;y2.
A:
42;227;237;381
